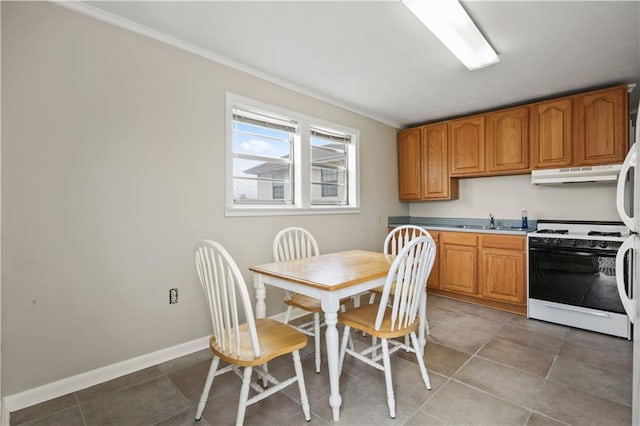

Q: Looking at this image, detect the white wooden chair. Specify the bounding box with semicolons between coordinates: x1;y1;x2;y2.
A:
194;240;311;426
338;236;436;419
368;225;432;335
273;226;350;374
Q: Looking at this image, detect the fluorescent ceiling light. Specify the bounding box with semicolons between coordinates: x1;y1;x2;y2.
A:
403;0;499;71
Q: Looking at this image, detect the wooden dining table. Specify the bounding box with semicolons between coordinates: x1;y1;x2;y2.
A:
249;249;427;422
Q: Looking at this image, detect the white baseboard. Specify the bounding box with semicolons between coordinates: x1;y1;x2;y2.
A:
4;335;210;413
3;310;299;413
1;398;9;426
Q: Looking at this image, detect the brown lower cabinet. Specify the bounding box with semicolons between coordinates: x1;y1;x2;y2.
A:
426;230;527;315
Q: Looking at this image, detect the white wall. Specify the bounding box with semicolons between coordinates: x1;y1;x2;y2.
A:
1;2;407;395
409;174;619;221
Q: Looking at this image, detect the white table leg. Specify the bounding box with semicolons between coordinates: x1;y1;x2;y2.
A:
322;297;342;422
254;274;266;319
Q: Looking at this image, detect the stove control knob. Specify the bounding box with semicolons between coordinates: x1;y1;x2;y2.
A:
553;239;561;246
588;240;597;248
543;238;550;245
599;241;608;249
571;240;579;247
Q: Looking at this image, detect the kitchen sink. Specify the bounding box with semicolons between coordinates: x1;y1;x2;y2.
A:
455;225;513;230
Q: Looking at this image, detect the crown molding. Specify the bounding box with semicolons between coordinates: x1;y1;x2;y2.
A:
53;1;401;129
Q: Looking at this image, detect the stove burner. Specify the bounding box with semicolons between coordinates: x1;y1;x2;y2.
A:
536;229;569;234
587;231;622;237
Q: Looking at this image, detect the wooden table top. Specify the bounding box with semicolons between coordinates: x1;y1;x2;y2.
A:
249;250;393;291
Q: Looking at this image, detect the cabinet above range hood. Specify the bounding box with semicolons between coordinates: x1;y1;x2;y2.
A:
531;164;622;185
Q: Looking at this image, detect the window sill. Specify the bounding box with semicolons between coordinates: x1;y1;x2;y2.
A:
225;206;360;217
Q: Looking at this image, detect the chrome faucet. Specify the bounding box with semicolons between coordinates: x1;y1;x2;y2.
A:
489;213;495;227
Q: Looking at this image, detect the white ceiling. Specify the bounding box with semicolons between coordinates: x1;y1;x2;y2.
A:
77;1;640;128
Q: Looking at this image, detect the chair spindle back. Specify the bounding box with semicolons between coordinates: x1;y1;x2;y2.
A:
384;225;431;256
376;236;436;332
273;227;320;262
195;240;260;358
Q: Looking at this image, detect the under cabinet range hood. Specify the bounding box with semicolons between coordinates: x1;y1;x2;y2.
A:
531;164;623;185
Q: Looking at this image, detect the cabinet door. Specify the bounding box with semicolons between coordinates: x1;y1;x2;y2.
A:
397;128;422;200
440;242;477;295
574;86;628;166
479;247;525;304
449;116;485;176
486;106;530;173
423;123;458;199
531;98;573;169
426;230;440;289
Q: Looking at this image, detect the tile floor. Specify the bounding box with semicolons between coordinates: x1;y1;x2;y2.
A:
10;295;633;425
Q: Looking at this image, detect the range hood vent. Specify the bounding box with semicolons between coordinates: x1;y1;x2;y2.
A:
531;164;622;185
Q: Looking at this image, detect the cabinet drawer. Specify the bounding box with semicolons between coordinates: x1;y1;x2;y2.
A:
441;232;477;246
480;235;525;250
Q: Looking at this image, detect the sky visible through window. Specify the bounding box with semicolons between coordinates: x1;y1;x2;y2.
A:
232;121;291;200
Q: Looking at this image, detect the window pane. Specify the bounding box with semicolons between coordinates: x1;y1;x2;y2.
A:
232;107;294;205
311;128;349;205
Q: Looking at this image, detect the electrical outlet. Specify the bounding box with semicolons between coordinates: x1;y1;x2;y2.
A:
169;288;178;304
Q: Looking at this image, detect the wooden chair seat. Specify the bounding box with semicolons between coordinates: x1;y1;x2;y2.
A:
338;303;419;339
210;318;308;367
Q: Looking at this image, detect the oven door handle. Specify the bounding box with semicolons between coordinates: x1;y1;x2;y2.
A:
542;303;610;317
615;236;636;323
529;247;616;257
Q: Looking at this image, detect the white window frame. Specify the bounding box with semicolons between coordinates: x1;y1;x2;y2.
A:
225;93;360;217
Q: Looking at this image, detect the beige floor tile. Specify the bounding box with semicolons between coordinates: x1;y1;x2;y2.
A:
428;321;492;354
421;380;531;425
156;348;213;375
397;341;471;377
526;412;568;426
403;410;446;425
508;316;570;339
80;376;192;426
564;328;632;354
453;301;520;323
547;356;632;406
560;340;632;375
496;325;565;354
9;393;77;426
153;407;210;426
75;366;163;403
477;338;556;377
17;406;84;426
454;357;546;409
534;380;631;426
448;311;506;336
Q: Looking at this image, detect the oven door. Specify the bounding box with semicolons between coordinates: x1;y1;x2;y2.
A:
528;244;627;314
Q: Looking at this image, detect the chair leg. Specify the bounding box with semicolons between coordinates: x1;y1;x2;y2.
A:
195;356;220;421
372;336;378;359
235;366;253;426
313;312;321;373
261;362;269;388
368;292;376;304
338;325;351;374
284;306;293;324
425;318;431;335
292;350;311;421
381;339;396;419
410;332;431;390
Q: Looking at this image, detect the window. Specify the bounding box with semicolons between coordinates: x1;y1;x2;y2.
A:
226;93;359;216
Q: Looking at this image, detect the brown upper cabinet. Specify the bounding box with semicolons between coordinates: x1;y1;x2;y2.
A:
531;85;628;169
486;106;530;173
398;123;458;201
531;97;573;169
574;85;628;166
449;116;486;176
398;85;629;196
397;127;422;200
